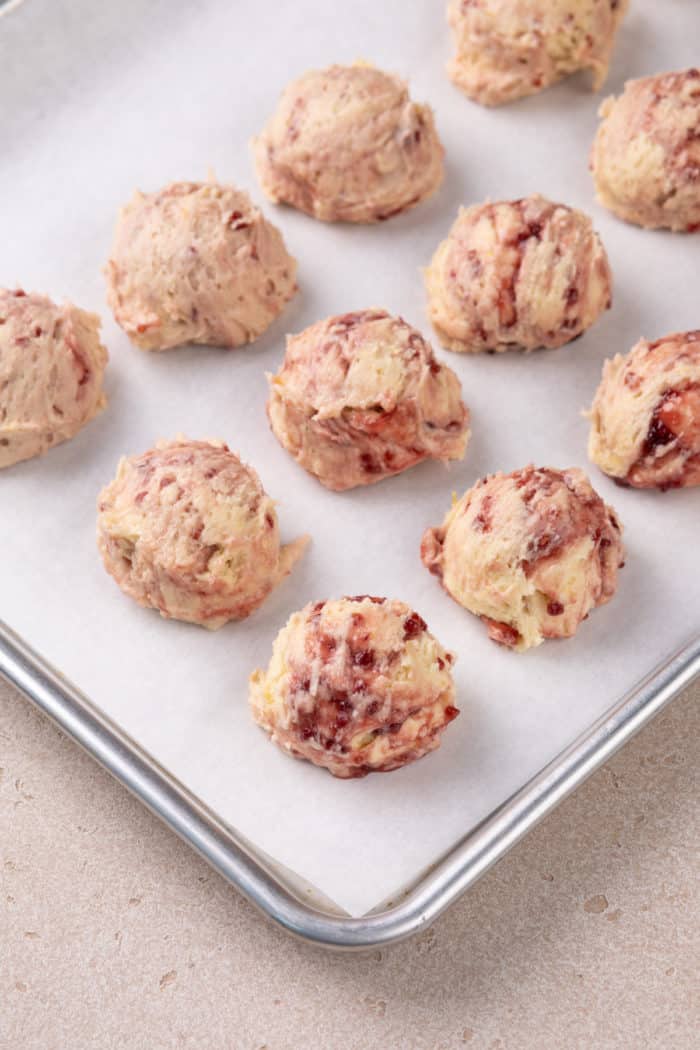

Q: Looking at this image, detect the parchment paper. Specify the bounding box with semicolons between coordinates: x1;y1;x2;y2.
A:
1;0;697;916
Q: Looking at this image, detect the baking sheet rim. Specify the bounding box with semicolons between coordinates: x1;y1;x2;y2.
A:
2;618;697;949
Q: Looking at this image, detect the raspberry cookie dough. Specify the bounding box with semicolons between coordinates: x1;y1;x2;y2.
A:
97;439;307;628
447;0;628;107
591;70;700;231
425;195;612;354
249;596;458;778
254;63;444;223
267;309;470;490
0;289;108;469
105;181;297;351
421;466;624;651
588;331;700;490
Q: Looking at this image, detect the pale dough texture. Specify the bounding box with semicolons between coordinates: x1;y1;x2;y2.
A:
425;195;612;354
588;330;700;490
267;308;469;490
250;596;458;778
0;289;108;469
421;465;624;652
591;69;700;231
447;0;628;107
105;181;297;351
97;439;307;628
254;63;444;223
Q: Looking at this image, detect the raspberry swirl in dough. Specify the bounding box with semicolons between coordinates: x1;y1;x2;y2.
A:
267;309;470;490
425;195;612;354
249;596;459;778
105;181;297;351
254;63;444;223
421;466;624;652
0;289;108;469
588;331;700;490
97;439;307;628
591;69;700;232
447;0;628;107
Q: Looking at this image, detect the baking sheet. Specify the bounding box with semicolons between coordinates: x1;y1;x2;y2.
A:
1;0;698;917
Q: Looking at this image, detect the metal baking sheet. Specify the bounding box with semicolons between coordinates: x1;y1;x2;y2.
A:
1;0;699;928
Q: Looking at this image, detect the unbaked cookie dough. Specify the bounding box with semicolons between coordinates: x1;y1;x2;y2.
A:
447;0;628;107
97;438;307;628
105;181;297;351
267;308;470;490
0;289;108;469
591;69;700;231
588;331;700;490
249;596;458;777
254;63;444;223
425;195;612;354
421;465;624;651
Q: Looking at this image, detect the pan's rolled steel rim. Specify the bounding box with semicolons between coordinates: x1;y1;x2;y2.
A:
0;1;27;17
1;617;698;950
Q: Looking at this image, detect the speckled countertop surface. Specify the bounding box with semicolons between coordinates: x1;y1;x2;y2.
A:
1;676;698;1049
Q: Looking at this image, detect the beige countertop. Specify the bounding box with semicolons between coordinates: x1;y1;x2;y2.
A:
1;676;698;1049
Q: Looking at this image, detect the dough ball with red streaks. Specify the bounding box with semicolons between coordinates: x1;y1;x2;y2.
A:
591;70;700;232
588;331;700;490
425;195;612;354
249;596;458;778
267;308;470;490
97;438;307;628
0;288;108;469
421;466;624;651
447;0;628;107
254;63;444;223
105;181;297;351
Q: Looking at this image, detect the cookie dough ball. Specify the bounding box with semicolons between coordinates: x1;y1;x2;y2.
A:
97;438;307;628
250;596;458;778
254;63;444;223
421;466;624;651
425;195;612;354
0;289;108;469
591;70;700;231
447;0;628;107
267;309;470;491
588;331;700;490
105;181;297;351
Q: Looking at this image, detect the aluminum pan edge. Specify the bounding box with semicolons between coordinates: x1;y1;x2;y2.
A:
1;618;698;950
